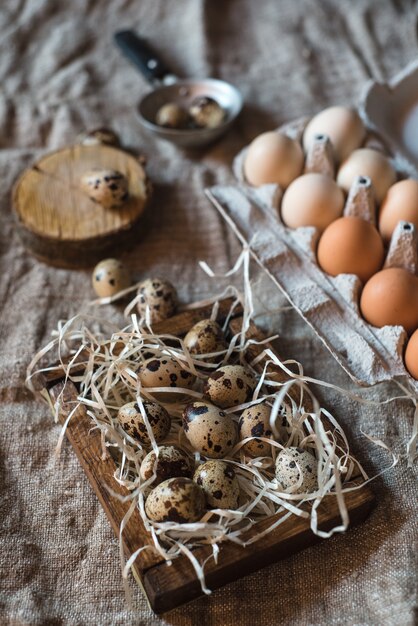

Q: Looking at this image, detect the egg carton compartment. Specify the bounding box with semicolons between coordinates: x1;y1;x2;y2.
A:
205;112;418;390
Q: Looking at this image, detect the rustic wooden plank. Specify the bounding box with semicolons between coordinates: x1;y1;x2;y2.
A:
41;298;374;614
143;481;375;614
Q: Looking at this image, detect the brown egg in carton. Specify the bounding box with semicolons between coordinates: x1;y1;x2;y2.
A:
205;111;418;389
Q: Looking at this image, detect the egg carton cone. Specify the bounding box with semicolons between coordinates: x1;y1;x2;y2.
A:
205;112;418;390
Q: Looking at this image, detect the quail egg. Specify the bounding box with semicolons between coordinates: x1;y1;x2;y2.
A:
183;401;237;458
92;258;131;298
193;460;240;509
204;365;257;409
136;278;178;324
117;400;171;445
189;96;225;129
145;477;206;523
155;103;188;129
139;357;196;402
239;403;274;457
140;445;194;485
275;447;318;494
183;319;227;359
80;169;129;209
77;127;120;146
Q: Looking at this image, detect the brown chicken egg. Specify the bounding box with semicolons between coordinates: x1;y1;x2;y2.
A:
243;131;304;188
281;173;345;232
204;365;257;409
303;106;366;162
317;216;384;283
139;357;196;402
238;403;274;457
337;149;396;204
140;445;194;485
379;179;418;243
193;460;240;509
145;477;206;523
405;329;418;379
183;401;237;459
360;268;418;334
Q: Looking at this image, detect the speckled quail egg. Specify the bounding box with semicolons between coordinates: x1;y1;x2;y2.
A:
239;403;274;457
203;365;257;409
275;447;318;494
136;278;178;324
139;357;196;402
189;96;225;129
155;103;188;129
183;401;237;458
92;258;131;297
80;169;129;209
193;460;240;509
77;127;120;146
183;319;227;359
140;445;194;485
117;400;171;445
145;477;206;523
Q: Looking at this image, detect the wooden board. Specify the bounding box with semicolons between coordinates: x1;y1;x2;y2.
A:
13;143;151;268
39;298;375;613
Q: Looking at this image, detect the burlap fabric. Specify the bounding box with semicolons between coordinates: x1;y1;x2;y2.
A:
1;1;417;624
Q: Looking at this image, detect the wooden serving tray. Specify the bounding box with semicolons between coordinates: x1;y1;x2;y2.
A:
37;297;375;614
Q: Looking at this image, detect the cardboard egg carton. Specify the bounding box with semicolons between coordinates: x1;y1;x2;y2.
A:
206;68;418;390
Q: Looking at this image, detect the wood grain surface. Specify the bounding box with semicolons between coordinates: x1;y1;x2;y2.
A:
43;299;375;614
12;144;150;267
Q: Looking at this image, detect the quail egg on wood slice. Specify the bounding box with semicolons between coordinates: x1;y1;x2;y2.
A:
92;258;131;297
117;400;170;446
139;357;196;402
80;169;129;209
204;364;257;409
145;477;206;523
183;401;237;459
183;319;227;360
194;460;240;509
136;278;177;324
275;447;318;494
239;402;274;457
140;445;194;486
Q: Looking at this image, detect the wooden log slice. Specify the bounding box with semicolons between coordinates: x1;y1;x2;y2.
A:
12;144;151;268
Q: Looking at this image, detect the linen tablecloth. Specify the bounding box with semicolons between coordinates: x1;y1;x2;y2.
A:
1;1;417;624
